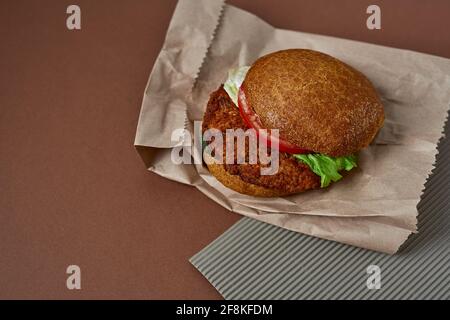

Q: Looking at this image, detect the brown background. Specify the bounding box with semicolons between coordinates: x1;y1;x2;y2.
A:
1;0;449;299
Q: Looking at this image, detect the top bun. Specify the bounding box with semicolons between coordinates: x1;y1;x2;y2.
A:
241;49;384;157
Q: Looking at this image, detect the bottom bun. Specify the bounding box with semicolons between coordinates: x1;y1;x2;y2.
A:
204;153;291;197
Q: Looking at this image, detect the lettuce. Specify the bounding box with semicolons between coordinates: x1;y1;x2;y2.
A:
293;154;358;188
223;66;250;106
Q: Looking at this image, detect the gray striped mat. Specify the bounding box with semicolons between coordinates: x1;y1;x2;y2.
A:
190;113;449;300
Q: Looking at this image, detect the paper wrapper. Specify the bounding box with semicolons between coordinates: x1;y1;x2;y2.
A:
135;0;450;254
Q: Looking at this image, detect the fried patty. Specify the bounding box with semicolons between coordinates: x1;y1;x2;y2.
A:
202;86;320;196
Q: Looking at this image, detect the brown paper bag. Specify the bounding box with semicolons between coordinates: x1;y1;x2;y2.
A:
135;0;450;253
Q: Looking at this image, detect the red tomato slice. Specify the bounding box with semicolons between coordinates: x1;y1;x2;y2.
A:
237;87;309;154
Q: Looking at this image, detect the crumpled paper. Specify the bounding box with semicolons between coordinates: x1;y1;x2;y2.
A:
135;0;450;254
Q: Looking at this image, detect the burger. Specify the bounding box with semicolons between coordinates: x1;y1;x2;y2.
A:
202;49;384;197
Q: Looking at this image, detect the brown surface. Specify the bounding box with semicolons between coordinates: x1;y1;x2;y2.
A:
202;86;320;196
0;0;449;299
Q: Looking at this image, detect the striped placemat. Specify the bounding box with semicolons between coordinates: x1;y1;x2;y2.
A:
190;113;449;300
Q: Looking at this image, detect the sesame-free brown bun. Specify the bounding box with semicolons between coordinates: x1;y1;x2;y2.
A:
241;49;384;157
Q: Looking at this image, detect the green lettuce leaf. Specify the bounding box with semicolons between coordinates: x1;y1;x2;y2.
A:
223;66;250;106
293;154;358;188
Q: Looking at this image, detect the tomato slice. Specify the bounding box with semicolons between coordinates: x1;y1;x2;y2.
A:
237;87;309;154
